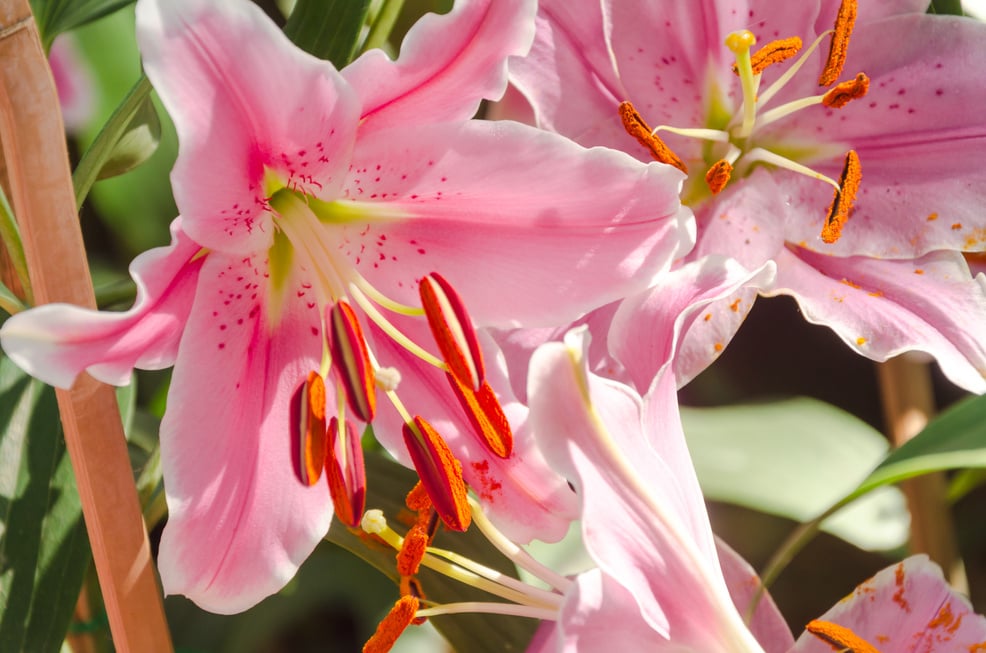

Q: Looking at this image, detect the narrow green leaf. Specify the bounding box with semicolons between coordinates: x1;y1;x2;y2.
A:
28;0;135;46
73;75;156;209
929;0;965;15
284;0;373;67
0;183;31;306
681;397;908;551
850;394;986;500
0;357;90;653
327;451;537;652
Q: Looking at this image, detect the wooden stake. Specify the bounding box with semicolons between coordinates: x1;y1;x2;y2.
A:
0;2;173;650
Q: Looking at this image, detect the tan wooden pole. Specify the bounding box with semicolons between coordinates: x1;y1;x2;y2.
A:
0;2;173;650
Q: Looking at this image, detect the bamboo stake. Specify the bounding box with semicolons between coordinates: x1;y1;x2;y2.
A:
0;2;173;650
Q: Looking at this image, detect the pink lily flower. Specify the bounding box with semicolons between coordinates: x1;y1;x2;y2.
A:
0;0;692;612
525;327;986;652
500;0;986;391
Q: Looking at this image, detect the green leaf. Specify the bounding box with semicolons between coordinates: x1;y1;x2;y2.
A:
327;451;537;652
73;75;158;209
929;0;964;15
681;397;908;551
850;394;986;501
0;357;91;653
284;0;373;67
28;0;135;46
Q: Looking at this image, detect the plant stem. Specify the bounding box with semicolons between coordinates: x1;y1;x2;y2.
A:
0;4;173;651
362;0;406;53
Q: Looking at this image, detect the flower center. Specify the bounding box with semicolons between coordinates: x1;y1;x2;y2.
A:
263;179;513;533
620;0;866;244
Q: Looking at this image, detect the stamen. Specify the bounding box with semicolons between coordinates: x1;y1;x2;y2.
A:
819;0;858;86
402;417;472;532
325;417;367;528
416;601;558;621
705;160;733;194
327;300;376;422
348;284;445;371
618;101;688;173
734;36;802;75
405;480;433;513
805;620;881;653
291;371;327;486
396;522;429;576
363;595;419;653
822;73;869;108
446;373;514;458
821;150;862;244
399;576;428;625
419;273;486;392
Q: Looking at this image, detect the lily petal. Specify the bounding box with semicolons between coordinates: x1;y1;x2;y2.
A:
157;253;330;613
136;0;360;254
344;0;536;134
790;556;986;652
0;219;202;388
769;246;986;393
340;119;693;328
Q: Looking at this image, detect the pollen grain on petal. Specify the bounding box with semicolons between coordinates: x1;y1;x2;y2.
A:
823;73;869;108
402;417;472;532
363;595;420;653
819;0;858;86
447;373;514;459
821;150;862;244
419;273;486;392
292;371;328;486
618;101;688;173
705;159;733;194
806;620;881;653
734;36;802;75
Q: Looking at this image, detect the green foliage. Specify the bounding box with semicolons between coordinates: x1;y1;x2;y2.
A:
284;0;373;67
327;451;538;652
28;0;135;46
929;0;965;15
0;358;90;653
681;397;908;551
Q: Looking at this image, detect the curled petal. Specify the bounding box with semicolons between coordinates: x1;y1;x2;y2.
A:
0;219;202;388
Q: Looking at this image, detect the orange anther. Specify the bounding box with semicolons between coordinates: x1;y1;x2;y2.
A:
363;595;420;653
420;273;486;392
806;620;882;653
704;159;733;194
446;373;514;458
734;36;802;75
325;417;367;528
292;371;327;486
618;101;688;173
405;481;432;513
396;522;429;577
821;150;861;244
819;0;858;86
328;300;377;422
402;417;472;532
399;576;428;625
823;73;869;108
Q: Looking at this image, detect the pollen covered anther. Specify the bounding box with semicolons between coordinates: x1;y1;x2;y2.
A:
823;72;869;108
325;417;367;528
822;150;862;244
327;300;377;422
447;373;514;458
734;36;802;75
805;620;882;653
363;595;420;653
618;101;688;173
705;159;733;194
819;0;858;86
402;416;472;532
419;273;486;392
291;371;328;486
396;522;430;576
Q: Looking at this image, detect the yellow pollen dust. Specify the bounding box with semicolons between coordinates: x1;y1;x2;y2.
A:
819;0;858;86
821;150;862;244
806;619;882;653
618;101;688;173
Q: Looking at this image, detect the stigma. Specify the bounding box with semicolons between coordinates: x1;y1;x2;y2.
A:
619;0;865;244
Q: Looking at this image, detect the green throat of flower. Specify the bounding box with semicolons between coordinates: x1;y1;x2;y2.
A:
620;0;865;244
